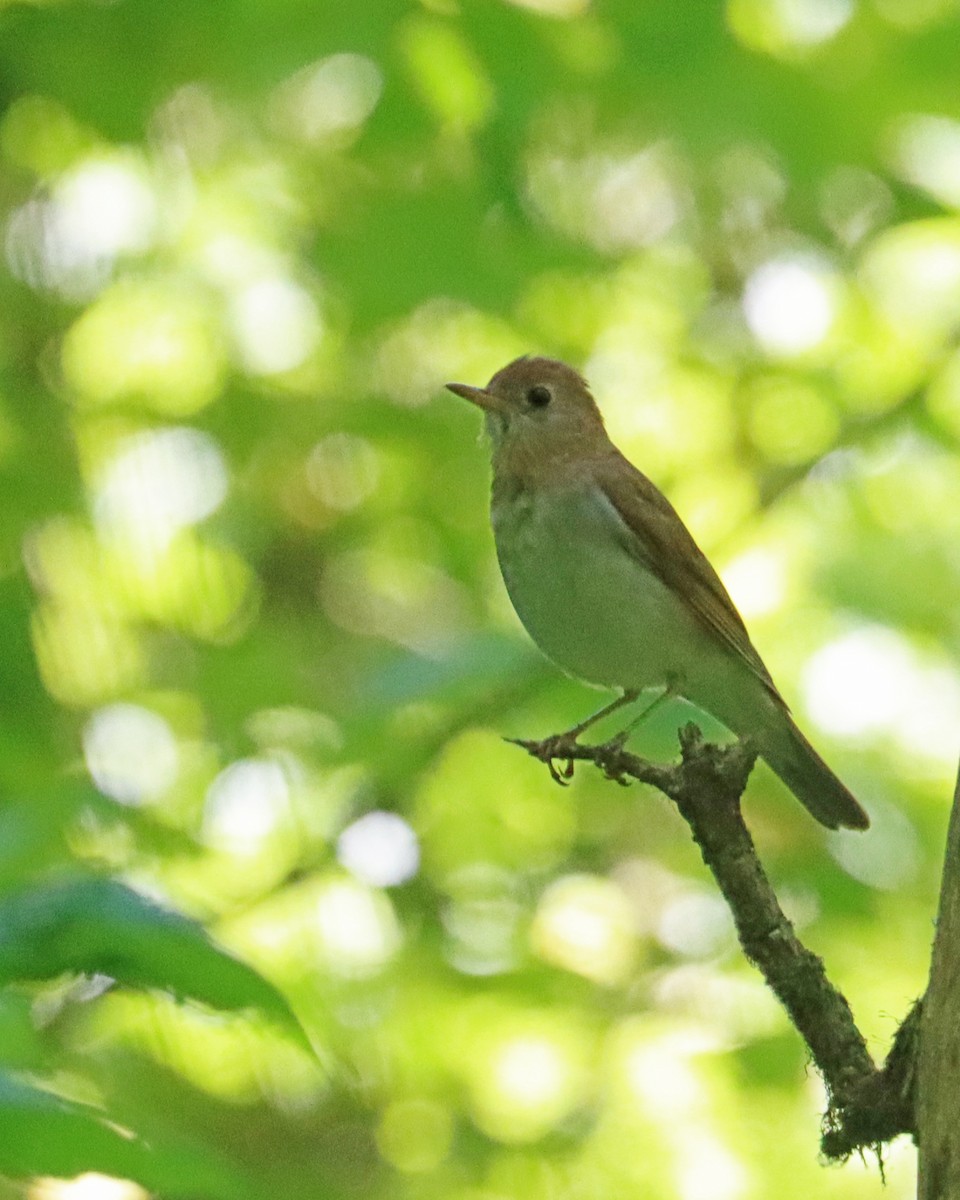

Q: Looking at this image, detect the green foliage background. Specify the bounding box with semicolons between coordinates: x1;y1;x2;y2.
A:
1;0;959;1196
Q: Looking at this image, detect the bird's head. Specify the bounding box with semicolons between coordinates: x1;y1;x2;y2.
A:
446;356;607;470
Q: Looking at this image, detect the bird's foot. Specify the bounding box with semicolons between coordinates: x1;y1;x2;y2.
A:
594;730;634;786
505;733;580;785
506;689;648;783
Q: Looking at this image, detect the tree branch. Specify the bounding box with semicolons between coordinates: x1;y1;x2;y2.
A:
917;757;960;1196
511;722;917;1156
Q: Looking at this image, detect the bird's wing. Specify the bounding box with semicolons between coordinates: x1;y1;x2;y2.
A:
597;451;785;705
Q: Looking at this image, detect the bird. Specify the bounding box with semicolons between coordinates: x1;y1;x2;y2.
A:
446;355;868;831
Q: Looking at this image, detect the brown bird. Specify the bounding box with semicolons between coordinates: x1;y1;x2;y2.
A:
447;355;868;831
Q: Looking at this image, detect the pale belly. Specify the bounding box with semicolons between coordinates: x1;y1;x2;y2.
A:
492;484;717;694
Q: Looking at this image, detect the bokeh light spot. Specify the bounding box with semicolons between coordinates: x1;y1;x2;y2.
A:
828;800;920;890
270;53;383;145
656;892;735;960
468;1025;585;1143
743;256;837;356
62;280;225;413
802;624;960;769
727;0;854;56
203;758;291;856
889;114;960;209
720;547;786;620
29;1176;148;1200
531;874;637;984
859;219;960;344
803;626;911;737
56;154;157;259
337;811;420;887
678;1133;749;1200
83;703;179;805
5;151;155;300
527;142;682;253
494;1037;566;1106
624;1030;712;1117
230;276;322;375
92;426;228;553
313;876;402;976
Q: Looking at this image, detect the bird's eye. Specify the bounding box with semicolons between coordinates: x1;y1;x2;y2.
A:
527;385;552;408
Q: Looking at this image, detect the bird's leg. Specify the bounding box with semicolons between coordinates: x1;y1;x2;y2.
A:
560;688;642;743
604;677;680;750
507;688;641;785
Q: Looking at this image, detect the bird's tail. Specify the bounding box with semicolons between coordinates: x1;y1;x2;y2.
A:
758;715;869;831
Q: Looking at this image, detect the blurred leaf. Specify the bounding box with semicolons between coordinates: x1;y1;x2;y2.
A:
0;877;307;1044
0;1070;255;1198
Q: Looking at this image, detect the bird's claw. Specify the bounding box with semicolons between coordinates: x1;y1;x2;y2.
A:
548;752;576;785
505;734;578;785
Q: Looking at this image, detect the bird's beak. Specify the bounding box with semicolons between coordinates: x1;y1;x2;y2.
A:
445;381;509;415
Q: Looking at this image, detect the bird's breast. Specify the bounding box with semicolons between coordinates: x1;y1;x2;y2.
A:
490;482;706;690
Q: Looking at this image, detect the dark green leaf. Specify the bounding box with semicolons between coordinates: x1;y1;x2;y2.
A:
0;878;306;1044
